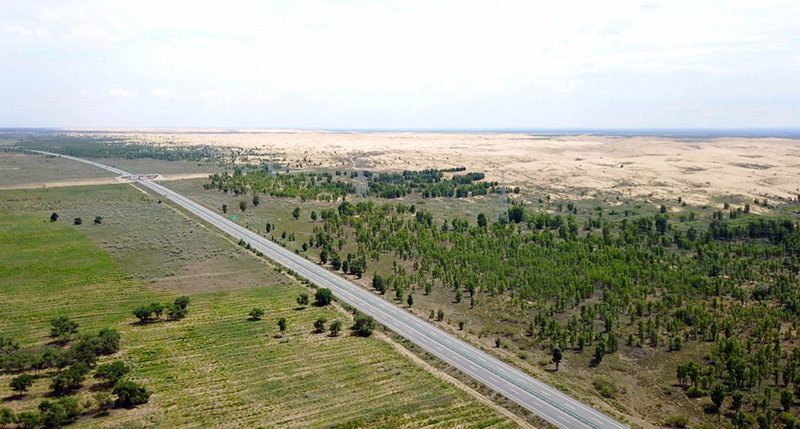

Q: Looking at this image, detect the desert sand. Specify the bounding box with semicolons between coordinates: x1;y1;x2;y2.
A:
65;130;800;207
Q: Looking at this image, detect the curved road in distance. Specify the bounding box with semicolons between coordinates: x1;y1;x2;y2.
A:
37;151;629;429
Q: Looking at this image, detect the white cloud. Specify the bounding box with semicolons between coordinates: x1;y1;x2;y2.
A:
1;1;799;127
108;88;138;99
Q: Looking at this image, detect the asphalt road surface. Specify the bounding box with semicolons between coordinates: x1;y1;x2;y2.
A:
38;151;629;429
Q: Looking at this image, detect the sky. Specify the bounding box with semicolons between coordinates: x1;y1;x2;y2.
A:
1;0;799;129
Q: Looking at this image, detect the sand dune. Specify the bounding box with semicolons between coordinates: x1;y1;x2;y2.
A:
68;130;800;207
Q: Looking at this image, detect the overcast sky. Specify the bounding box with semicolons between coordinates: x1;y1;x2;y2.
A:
1;1;799;129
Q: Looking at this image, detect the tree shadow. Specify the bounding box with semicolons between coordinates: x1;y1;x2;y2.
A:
544;368;557;373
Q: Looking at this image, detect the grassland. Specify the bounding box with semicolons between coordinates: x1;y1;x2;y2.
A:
0;174;517;427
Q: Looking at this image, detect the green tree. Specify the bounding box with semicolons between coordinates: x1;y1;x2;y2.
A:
174;296;190;310
353;315;375;337
58;397;81;421
315;288;334;306
93;361;130;385
296;293;309;307
249;308;265;321
311;211;317;221
150;302;164;319
278;317;287;335
330;320;343;336
167;303;187;320
74;217;82;225
292;207;301;219
132;305;153;323
50;212;59;222
732;390;744;411
222;204;227;213
781;388;794;412
407;293;414;307
0;408;14;426
594;338;607;364
495;337;502;348
239;201;247;212
477;213;487;228
94;216;103;225
252;194;260;207
552;347;563;371
710;382;726;413
39;399;67;428
437;309;444;321
113;380;149;408
49;316;79;342
508;205;524;224
94;392;114;414
15;411;38;429
314;317;327;333
9;373;34;397
372;274;386;294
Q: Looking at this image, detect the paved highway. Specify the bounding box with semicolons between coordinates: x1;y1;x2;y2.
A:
38;151;629;429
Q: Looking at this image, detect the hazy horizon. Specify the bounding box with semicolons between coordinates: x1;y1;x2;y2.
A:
2;1;799;129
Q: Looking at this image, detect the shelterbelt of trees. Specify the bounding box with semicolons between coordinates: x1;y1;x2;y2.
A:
299;200;800;427
204;167;512;202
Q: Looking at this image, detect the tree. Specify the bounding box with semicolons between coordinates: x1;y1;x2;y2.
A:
437;309;444;321
133;305;153;323
252;194;260;207
315;288;333;306
174;296;190;310
477;213;487;228
73;217;82;225
113;380;149;408
710;382;726;413
95;328;121;355
150;302;164;319
330;320;343;337
222;204;227;213
50;212;59;222
296;293;309;307
781;388;794;412
39;399;67;428
508;205;524;223
372;274;386;294
314;317;327;333
407;293;414;307
94;392;114;414
278;317;287;335
732;390;744;411
15;411;38;429
552;347;563;371
94;361;130;385
292;207;301;219
51;362;89;394
94;216;103;225
594;338;607;364
58;397;81;421
0;408;14;426
495;337;502;348
9;373;34;397
353;315;375;337
239;201;247;212
49;316;79;342
311;211;317;221
167;303;187;320
249;308;265;321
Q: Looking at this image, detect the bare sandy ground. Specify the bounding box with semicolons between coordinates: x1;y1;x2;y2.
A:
0;173;210;190
62;130;800;206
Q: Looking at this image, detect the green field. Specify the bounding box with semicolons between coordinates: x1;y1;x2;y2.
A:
0;181;516;428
